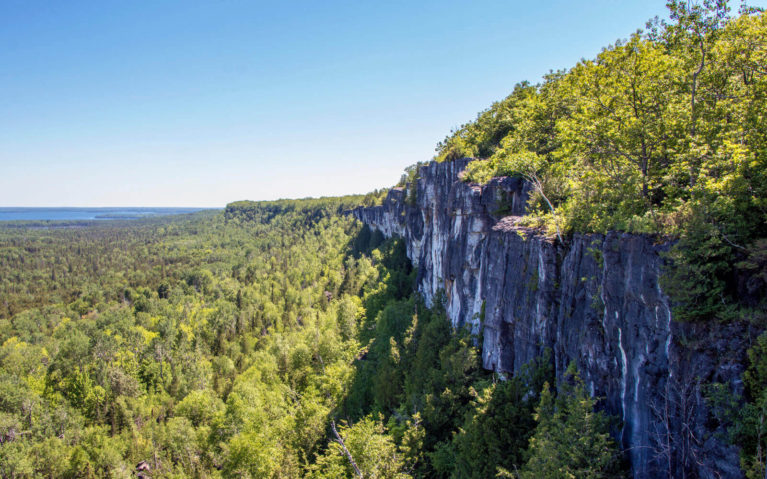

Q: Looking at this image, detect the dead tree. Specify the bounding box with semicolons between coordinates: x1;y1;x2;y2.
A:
331;419;363;478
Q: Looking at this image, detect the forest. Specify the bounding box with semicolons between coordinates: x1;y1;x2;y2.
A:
0;200;623;478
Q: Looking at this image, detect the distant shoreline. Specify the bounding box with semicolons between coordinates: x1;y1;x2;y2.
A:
0;207;219;222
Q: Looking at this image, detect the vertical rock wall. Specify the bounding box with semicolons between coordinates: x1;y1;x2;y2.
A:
352;159;747;479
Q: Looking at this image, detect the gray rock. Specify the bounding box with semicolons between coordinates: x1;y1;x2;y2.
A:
351;159;747;479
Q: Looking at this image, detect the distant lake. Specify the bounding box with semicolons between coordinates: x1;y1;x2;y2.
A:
0;207;212;222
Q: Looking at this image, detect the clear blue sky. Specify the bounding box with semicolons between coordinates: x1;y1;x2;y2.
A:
0;0;704;206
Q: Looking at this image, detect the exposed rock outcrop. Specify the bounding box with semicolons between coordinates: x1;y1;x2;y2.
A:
352;158;748;479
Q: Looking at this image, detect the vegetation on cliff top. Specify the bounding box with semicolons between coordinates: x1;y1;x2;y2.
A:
430;1;767;323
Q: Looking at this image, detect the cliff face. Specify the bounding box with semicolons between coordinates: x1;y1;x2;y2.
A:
353;159;748;479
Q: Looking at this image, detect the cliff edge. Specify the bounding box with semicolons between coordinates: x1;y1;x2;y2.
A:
352;159;749;479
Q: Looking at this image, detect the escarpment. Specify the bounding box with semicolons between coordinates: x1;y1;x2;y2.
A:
352;159;750;479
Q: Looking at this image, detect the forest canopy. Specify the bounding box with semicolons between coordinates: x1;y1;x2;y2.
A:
0;201;623;478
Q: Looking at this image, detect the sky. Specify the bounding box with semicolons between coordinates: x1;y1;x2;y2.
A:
0;0;723;206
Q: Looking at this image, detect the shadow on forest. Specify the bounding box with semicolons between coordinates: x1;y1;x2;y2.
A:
327;224;557;477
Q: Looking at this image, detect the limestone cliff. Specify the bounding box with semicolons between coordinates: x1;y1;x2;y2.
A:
352;158;748;479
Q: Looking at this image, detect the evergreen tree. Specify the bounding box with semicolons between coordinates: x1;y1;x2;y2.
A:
519;364;624;479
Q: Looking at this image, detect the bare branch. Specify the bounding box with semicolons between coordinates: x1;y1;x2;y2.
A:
331;420;363;478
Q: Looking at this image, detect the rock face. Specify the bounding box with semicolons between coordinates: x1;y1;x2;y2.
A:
352;159;747;479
